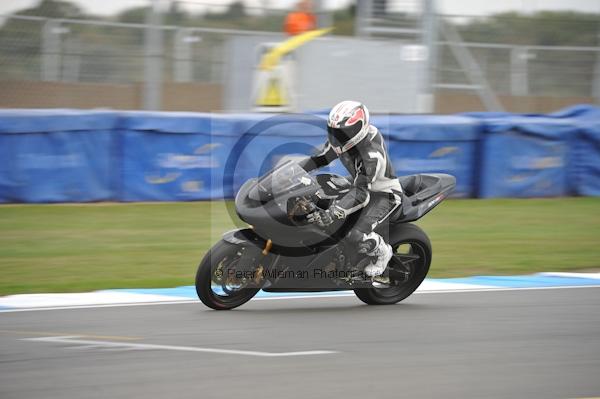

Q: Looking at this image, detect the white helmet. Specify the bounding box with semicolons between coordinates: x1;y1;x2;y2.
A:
327;100;370;154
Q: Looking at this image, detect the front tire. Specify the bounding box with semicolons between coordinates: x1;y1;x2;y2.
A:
195;240;260;310
354;223;431;305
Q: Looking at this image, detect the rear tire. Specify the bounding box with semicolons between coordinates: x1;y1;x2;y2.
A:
354;223;431;305
195;240;260;310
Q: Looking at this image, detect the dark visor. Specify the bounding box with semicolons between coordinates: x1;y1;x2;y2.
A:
327;122;363;147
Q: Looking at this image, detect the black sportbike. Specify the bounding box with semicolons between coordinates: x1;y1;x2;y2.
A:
196;160;455;310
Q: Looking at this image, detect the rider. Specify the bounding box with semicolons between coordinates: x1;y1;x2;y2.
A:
300;100;403;277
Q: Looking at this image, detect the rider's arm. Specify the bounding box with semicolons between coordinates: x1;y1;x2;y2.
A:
332;156;378;218
299;142;338;172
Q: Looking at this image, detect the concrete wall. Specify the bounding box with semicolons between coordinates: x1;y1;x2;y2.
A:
0;81;593;114
435;90;596;114
0;81;223;112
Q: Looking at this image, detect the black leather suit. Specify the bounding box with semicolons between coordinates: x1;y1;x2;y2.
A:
301;125;403;247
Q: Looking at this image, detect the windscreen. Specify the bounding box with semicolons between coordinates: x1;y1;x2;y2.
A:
257;161;318;198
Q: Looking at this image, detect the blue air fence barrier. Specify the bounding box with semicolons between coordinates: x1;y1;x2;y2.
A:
118;112;229;201
372;115;481;198
117;112;340;201
0;110;118;203
574;124;600;196
464;104;600;197
2;107;600;203
476;116;579;198
557;105;600;196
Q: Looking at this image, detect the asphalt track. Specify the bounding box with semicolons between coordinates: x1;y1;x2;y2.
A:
1;287;599;399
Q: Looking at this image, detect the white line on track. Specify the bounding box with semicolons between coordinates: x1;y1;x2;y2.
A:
1;284;599;313
22;336;337;357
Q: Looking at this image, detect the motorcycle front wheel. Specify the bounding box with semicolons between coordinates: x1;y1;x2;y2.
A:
353;223;432;305
195;240;261;310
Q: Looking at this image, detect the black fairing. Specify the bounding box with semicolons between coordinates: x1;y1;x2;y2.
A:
235;164;455;248
236;178;339;248
389;174;456;223
226;167;455;292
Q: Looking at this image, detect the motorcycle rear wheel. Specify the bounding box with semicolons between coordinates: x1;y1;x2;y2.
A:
195;240;261;310
354;223;431;305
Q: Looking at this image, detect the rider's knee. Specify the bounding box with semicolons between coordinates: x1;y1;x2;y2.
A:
346;228;366;244
346;228;375;253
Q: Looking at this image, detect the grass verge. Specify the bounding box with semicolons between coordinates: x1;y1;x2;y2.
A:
0;198;598;295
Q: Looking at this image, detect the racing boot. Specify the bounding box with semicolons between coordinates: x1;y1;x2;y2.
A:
361;232;393;277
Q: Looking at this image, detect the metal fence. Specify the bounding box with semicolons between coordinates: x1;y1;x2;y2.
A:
0;14;264;84
0;13;281;111
436;41;600;98
355;0;600;111
0;9;599;112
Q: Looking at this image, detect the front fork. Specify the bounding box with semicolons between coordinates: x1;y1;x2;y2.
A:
220;229;275;288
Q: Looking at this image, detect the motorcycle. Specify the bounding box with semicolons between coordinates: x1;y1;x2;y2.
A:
195;160;455;310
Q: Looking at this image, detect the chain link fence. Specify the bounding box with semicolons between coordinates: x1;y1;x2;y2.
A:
0;15;244;84
0;5;599;113
0;14;281;111
434;13;600;112
436;41;600;97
